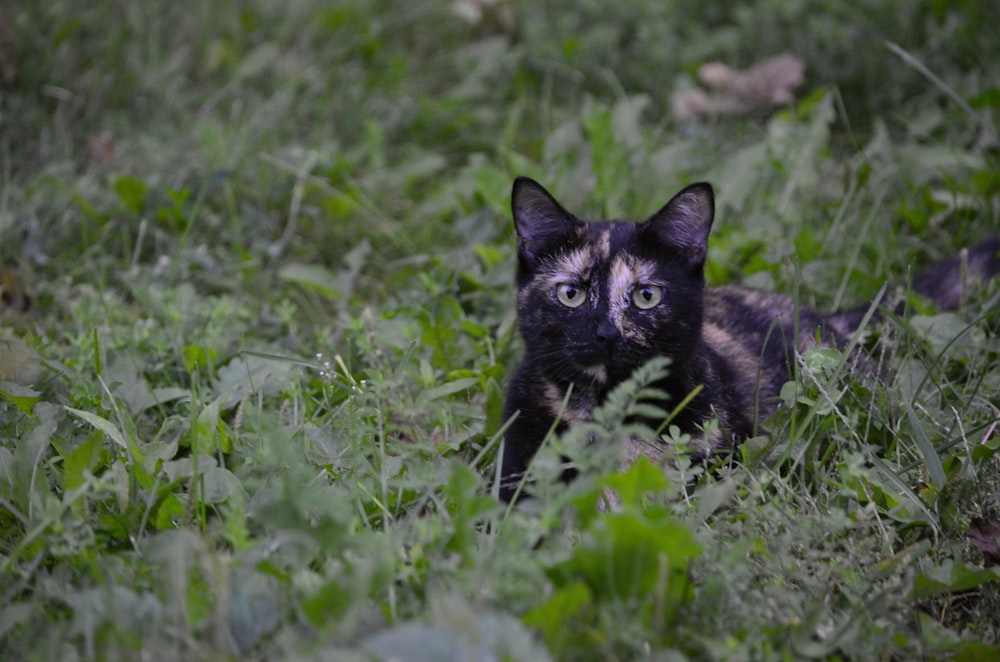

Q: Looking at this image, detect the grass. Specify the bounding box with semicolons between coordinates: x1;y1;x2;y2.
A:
2;0;1000;659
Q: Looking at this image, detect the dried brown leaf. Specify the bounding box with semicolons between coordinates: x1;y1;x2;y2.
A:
674;52;805;121
87;131;116;164
0;267;31;316
969;516;1000;566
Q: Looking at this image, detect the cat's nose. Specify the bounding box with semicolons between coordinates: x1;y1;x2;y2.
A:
596;320;621;346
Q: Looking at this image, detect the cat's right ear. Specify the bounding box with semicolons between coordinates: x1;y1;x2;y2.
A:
511;177;584;260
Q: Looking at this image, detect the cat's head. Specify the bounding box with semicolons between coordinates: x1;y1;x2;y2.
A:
511;176;715;387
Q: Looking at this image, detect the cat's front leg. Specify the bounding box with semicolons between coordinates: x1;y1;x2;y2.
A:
497;377;560;502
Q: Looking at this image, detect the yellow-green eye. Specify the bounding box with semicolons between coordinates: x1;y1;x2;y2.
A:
556;283;586;308
632;284;663;309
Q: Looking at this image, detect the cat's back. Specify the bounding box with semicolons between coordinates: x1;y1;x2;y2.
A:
703;285;834;351
700;285;841;417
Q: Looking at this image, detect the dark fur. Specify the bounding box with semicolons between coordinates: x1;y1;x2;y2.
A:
498;177;1000;502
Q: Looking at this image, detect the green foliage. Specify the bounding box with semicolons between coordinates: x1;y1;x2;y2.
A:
2;0;1000;659
533;462;701;656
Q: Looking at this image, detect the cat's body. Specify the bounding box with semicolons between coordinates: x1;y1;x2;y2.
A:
498;176;1000;502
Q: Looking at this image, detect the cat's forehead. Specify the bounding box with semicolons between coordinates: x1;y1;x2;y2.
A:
531;221;658;287
584;221;637;258
555;222;640;276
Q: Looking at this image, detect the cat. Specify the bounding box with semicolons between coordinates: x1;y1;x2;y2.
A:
498;176;1000;502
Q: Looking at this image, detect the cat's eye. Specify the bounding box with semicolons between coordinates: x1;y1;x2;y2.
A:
632;285;663;309
556;283;586;308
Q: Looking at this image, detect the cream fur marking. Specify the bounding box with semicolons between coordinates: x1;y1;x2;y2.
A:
543;382;593;424
703;321;759;382
606;254;661;342
583;364;608;383
596;228;612;259
532;247;595;302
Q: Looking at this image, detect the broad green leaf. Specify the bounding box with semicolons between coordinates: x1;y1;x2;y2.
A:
199;466;237;504
694;478;738;523
214;355;297;408
444;461;496;563
226;568;281;655
913;559;1000;598
418;359;435;387
154;493;185;530
113;175;148;212
191;399;224;454
595;456;669;509
522;581;593;650
162;450;207;481
908;313;982;359
549;509;701;605
182;344;218;371
301;578;351;625
483;377;504;439
972;429;1000;463
62;430;105;491
0;381;41;415
7;413;56;511
971;87;1000;109
422;377;479;401
905;406;946;490
278;263;343;299
65;406;127;450
165;187;191;207
278;240;370;304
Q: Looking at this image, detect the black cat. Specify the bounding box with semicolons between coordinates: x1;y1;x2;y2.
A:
498;176;1000;502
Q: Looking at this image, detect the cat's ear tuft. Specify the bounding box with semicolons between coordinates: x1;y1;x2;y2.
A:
642;182;715;267
511;177;583;257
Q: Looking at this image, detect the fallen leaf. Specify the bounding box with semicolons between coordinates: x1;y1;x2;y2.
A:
674;52;806;121
87;131;115;164
969;516;1000;566
0;267;32;315
451;0;516;34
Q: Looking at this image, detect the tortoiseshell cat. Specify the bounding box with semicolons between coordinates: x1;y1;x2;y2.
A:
498;176;1000;502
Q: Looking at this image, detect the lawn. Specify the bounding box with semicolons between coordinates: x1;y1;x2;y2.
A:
2;1;999;659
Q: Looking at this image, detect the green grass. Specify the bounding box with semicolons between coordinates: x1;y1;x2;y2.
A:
2;1;1000;659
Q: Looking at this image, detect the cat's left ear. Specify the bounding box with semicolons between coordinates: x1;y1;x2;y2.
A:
641;182;714;267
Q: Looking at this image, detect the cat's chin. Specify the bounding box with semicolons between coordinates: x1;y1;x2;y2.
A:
581;364;607;384
576;361;642;388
